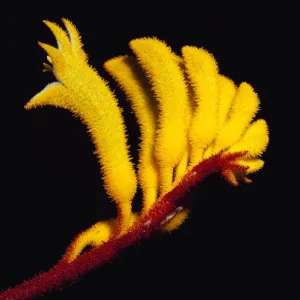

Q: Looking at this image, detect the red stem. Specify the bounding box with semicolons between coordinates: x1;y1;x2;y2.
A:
0;152;246;300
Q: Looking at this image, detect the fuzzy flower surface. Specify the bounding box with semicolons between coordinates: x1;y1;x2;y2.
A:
0;19;269;300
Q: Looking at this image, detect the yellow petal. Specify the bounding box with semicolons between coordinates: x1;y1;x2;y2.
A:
214;82;260;152
238;158;264;174
130;38;189;195
43;20;72;56
67;219;116;262
33;38;138;235
182;46;219;166
104;55;158;212
172;55;195;179
67;212;140;262
228;119;269;157
167;57;192;229
203;75;236;159
174;55;195;139
218;75;236;129
62;18;88;62
24;82;71;110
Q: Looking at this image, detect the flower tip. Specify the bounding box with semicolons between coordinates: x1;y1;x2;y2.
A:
24;102;33;110
222;170;239;186
128;38;139;47
42;20;57;30
244;177;252;184
181;45;197;52
61;17;70;24
129;37;155;49
38;41;50;52
42;20;53;29
103;55;127;70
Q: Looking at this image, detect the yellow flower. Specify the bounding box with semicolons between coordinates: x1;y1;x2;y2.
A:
25;19;269;262
25;19;137;238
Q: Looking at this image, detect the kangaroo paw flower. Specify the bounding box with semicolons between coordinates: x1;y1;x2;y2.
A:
1;18;270;300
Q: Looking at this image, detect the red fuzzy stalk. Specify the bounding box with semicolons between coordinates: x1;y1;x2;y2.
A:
0;152;247;300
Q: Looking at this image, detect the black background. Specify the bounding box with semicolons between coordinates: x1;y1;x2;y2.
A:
3;3;280;299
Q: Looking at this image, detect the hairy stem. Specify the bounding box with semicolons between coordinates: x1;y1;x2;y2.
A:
0;152;246;300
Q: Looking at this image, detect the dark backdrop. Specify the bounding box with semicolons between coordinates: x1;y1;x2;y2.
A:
3;3;280;299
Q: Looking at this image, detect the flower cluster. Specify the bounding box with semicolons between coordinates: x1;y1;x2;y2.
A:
0;19;269;299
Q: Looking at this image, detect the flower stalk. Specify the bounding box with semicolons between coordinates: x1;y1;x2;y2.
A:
0;152;246;300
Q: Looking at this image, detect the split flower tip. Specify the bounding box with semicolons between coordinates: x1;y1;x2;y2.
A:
37;21;139;236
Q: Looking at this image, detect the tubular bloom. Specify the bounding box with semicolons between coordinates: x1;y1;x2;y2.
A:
1;19;269;299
